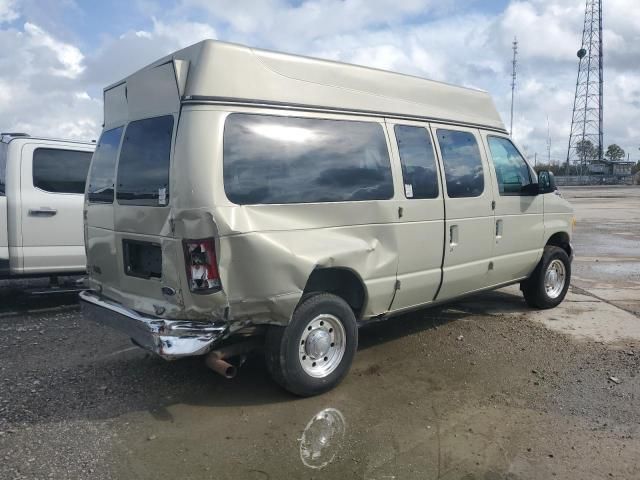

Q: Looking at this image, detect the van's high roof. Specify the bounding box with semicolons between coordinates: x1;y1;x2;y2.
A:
103;39;506;132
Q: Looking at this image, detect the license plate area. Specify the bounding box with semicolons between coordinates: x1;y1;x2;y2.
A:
123;240;162;279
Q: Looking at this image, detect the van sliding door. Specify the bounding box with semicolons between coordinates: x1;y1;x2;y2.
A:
430;125;495;301
386;120;445;311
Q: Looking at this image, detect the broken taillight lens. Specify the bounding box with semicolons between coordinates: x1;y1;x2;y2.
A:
183;238;221;293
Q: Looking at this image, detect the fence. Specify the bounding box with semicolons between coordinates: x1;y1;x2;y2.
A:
555;175;635;186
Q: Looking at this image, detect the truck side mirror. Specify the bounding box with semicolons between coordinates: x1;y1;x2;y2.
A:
537;170;556;194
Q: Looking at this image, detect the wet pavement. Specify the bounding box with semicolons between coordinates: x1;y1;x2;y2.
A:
1;186;639;479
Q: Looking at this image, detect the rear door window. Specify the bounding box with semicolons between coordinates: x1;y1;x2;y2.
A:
487;136;533;195
394;125;439;199
223;113;393;204
33;148;92;194
87;127;123;203
436;129;484;198
116;115;174;206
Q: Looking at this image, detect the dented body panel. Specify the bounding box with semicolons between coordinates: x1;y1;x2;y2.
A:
83;40;574;359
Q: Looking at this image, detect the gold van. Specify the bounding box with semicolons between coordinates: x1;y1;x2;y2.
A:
80;40;573;396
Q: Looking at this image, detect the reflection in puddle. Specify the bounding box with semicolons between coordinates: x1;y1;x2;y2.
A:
299;407;346;469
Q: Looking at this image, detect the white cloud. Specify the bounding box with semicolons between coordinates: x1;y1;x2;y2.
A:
0;0;638;163
0;0;18;23
24;22;85;78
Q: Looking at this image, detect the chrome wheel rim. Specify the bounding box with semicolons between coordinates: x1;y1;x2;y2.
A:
299;314;346;378
544;259;566;299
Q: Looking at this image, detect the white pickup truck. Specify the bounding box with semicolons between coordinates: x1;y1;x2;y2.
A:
0;133;95;279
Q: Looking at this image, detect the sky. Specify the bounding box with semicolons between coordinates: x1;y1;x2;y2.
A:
0;0;638;164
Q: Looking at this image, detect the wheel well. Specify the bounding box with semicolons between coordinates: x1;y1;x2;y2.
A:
546;232;572;257
302;268;366;319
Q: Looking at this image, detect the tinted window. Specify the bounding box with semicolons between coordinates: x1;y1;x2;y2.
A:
395;125;439;199
0;142;7;195
116;115;174;206
436;129;484;198
223;114;393;204
487;136;533;195
87;127;123;203
33;148;92;194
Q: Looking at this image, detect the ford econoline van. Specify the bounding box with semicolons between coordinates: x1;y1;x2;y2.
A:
80;40;573;396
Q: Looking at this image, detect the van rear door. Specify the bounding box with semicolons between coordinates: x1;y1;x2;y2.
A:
86;61;185;316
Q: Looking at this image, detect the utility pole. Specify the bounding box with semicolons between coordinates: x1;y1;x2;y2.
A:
546;115;552;165
510;37;518;137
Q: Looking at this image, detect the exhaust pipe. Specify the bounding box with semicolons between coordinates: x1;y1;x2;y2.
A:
205;356;237;379
205;338;262;379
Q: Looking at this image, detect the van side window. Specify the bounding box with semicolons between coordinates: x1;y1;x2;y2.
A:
394;125;439;199
116;115;174;206
87;126;124;203
436;129;484;198
487;136;533;195
223;114;393;204
32;148;92;194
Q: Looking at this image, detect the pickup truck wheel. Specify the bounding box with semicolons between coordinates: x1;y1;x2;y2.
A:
522;245;571;309
265;293;358;397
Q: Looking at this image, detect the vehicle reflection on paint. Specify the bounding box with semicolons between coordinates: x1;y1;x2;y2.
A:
299;407;346;469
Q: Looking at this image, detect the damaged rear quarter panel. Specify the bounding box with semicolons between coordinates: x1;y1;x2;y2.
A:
172;106;403;326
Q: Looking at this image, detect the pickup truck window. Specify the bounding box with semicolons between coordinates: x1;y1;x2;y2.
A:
87;126;123;203
394;125;439;199
487;136;533;195
33;148;92;194
436;129;484;198
223;113;393;205
116;115;174;207
0;142;6;196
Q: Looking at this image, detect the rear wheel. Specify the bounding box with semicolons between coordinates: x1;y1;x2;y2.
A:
522;245;571;309
265;293;358;396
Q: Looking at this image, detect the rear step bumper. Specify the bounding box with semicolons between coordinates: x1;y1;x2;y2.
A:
80;290;228;360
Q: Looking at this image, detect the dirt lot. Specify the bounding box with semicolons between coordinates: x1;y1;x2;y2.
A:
1;186;639;480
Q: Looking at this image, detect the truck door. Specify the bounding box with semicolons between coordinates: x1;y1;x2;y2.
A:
20;142;93;274
386;120;445;310
481;134;544;284
0;142;8;275
431;125;495;301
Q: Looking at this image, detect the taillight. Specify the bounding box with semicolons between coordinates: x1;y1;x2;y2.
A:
183;239;221;293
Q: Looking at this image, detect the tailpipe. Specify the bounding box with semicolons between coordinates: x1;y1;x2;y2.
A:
204;338;262;379
205;356;237;379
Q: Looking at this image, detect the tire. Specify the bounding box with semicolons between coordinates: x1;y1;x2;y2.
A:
521;245;571;309
265;293;358;397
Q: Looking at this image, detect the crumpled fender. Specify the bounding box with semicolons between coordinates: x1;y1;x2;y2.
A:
172;205;399;326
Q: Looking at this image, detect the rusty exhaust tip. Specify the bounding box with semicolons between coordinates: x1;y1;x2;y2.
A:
205;355;237;379
204;338;263;379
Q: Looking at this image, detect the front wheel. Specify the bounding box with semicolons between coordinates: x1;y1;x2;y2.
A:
265;293;358;396
521;245;571;309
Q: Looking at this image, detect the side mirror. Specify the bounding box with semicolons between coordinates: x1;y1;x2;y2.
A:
537;170;556;194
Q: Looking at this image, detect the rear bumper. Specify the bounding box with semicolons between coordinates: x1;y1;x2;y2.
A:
80;290;228;359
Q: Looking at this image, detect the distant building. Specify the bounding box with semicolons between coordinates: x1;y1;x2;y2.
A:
588;159;634;176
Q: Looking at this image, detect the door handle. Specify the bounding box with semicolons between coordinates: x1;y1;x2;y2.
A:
495;219;503;239
449;224;459;250
29;207;57;217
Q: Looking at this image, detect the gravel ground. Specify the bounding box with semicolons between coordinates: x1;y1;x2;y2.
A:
0;186;639;479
